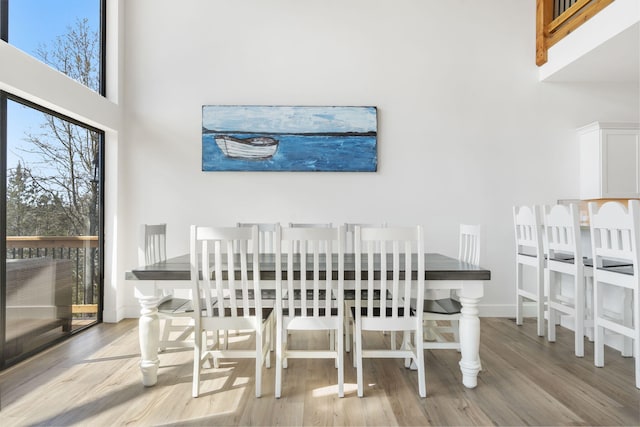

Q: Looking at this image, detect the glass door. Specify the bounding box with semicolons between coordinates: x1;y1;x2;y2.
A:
1;96;104;369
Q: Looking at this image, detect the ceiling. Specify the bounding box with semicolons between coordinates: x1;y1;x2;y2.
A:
541;21;639;83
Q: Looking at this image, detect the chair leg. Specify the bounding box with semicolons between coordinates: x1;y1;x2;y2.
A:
192;324;202;398
622;289;633;357
536;266;545;337
453;320;461;352
402;331;412;368
211;331;220;369
548;271;556;343
337;324;344;398
345;303;351;353
275;321;283;398
516;263;523;325
159;318;171;352
355;320;364;397
352;322;358;368
594;282;605;367
415;323;426;398
575;274;585;358
424;320;437;341
255;327;263;398
283;325;289;369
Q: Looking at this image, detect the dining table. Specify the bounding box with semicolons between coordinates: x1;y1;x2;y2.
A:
126;252;491;389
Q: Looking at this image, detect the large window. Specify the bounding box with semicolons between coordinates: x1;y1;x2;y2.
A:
0;0;105;369
5;0;104;95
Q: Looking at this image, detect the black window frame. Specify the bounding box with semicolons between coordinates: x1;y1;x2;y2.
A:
0;0;106;369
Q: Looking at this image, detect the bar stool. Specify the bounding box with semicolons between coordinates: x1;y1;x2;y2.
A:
544;203;590;357
588;200;640;389
513;205;545;336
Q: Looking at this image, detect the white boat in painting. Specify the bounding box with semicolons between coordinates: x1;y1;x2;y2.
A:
215;135;279;160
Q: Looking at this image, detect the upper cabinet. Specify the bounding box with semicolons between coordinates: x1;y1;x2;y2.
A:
579;122;640;199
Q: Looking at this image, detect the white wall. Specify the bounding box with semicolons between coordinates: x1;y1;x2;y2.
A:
119;0;639;317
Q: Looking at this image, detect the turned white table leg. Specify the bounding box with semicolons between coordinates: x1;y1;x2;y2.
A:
458;282;483;389
138;296;161;386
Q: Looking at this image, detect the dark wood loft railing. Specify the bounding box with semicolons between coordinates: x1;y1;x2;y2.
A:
536;0;615;66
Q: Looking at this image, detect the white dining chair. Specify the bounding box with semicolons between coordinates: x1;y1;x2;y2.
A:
344;223;391;353
544;203;590;357
422;224;481;353
236;222;279;351
351;225;426;398
588;200;640;389
275;224;345;398
513;205;546;336
189;225;274;398
139;224;194;351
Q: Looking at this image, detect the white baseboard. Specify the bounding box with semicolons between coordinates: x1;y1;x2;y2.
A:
102;306;125;323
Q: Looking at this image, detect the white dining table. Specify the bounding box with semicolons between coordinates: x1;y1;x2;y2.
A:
126;252;491;389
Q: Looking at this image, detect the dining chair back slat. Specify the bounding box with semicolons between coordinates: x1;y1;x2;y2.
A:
140;223;167;266
237;222;278;253
458;224;481;265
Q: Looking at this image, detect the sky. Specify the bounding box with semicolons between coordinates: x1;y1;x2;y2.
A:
202;106;378;134
8;0;100;55
5;0;100;171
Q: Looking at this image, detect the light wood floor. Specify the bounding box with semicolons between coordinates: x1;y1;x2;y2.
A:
0;317;638;426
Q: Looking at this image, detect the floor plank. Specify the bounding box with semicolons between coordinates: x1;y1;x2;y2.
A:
0;317;638;426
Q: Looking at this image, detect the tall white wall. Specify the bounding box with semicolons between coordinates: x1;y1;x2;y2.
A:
119;0;639;317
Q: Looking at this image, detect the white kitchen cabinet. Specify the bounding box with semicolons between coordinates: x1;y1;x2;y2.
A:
579;122;640;199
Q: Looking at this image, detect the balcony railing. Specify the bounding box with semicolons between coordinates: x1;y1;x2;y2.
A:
6;235;99;316
536;0;615;65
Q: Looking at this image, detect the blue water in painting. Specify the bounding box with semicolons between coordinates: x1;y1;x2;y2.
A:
202;133;377;172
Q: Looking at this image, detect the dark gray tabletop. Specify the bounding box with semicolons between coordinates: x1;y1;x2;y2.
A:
127;253;491;282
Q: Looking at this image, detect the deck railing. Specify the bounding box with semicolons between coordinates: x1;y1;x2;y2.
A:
6;236;99;315
536;0;615;66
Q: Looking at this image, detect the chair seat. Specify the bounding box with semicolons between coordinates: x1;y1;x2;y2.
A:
350;306;414;317
599;265;634;275
212;306;273;321
158;297;192;314
424;298;462;315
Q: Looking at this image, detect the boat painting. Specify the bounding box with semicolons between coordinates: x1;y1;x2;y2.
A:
202;105;377;172
215;135;279;160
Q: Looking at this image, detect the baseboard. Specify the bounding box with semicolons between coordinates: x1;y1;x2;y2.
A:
102;306;125;323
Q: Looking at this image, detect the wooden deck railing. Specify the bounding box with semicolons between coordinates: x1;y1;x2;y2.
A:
6;235;99;315
6;235;98;249
536;0;615;66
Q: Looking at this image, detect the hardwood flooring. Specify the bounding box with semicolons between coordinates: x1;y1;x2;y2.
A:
0;317;638;426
